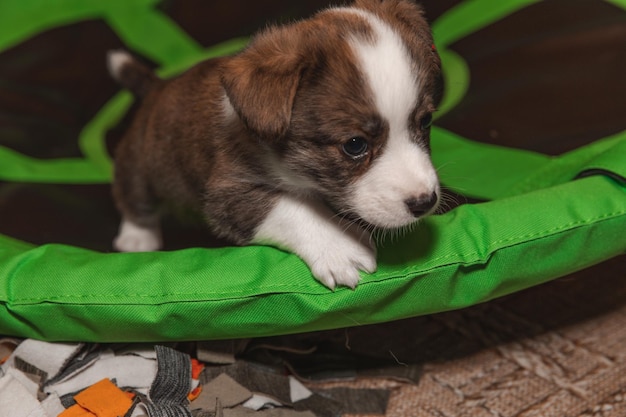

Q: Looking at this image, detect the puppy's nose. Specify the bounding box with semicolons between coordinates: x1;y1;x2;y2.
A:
405;192;438;218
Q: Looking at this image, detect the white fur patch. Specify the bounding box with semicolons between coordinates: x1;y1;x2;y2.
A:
253;194;376;289
107;50;133;81
340;9;440;228
221;92;238;122
350;139;439;228
343;8;420;131
114;218;162;252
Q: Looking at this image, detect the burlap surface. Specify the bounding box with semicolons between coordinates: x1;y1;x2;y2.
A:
304;255;625;416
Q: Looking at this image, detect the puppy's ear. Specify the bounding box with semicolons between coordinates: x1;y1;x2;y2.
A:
221;27;306;141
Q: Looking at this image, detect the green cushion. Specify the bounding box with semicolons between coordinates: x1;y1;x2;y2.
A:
0;0;624;341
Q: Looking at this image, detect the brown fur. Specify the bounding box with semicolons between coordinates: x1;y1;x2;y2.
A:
111;0;441;245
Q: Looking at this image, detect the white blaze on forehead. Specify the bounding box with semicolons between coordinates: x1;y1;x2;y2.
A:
340;8;419;131
336;7;440;228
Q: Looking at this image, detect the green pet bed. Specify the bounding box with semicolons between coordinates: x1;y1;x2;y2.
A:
0;0;625;342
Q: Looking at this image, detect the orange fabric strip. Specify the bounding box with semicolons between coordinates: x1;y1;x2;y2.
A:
58;404;96;417
73;378;134;417
191;358;205;380
188;385;203;402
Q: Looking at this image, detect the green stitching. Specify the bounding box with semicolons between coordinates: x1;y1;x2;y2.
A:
6;207;625;305
376;204;626;280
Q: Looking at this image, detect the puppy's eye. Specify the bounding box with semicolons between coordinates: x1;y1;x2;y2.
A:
342;137;368;159
420;113;433;130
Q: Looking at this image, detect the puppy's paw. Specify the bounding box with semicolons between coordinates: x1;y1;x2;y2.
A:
114;219;162;252
114;233;161;252
253;195;377;290
309;236;377;290
305;220;377;290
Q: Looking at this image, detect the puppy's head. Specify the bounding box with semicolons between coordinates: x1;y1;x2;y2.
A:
221;0;442;230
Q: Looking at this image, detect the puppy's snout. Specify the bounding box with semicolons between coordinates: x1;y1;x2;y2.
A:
405;192;439;218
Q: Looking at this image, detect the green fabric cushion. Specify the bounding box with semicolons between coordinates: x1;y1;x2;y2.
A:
1;172;624;342
0;0;624;341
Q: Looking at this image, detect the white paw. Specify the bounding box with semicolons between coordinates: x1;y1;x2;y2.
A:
309;228;377;290
113;219;162;252
254;195;378;290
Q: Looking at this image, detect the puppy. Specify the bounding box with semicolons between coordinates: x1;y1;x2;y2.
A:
108;0;442;290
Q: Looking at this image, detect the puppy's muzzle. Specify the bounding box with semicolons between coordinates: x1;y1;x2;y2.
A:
405;191;439;218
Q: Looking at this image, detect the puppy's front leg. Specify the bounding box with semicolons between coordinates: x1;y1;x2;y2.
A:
254;194;377;290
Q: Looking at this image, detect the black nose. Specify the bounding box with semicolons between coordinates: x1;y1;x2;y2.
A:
405;192;438;217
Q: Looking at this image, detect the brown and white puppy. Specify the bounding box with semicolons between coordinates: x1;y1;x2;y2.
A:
108;0;442;289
